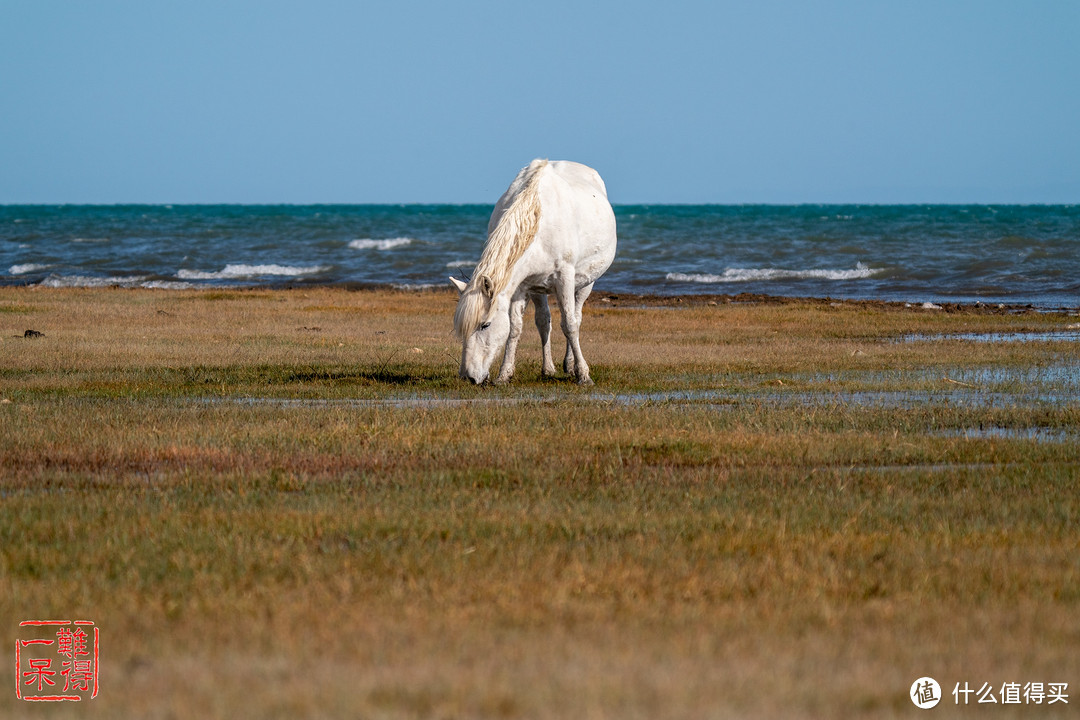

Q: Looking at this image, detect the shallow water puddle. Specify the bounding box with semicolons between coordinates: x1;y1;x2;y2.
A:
901;329;1080;343
226;395;540;409
944;364;1080;389
800;363;1080;399
215;382;1078;412
937;426;1078;442
202;383;1079;444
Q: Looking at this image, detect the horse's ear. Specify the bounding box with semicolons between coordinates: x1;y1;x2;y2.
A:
480;275;494;298
449;276;467;294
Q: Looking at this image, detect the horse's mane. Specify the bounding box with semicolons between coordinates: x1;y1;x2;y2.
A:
454;159;548;338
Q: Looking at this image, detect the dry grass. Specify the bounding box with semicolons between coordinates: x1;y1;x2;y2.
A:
2;287;1079;719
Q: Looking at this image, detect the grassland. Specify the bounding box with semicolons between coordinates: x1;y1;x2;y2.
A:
2;286;1079;719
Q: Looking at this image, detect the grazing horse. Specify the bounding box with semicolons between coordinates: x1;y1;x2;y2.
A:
451;159;617;385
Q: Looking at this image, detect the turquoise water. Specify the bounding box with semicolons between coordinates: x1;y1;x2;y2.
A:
2;204;1077;308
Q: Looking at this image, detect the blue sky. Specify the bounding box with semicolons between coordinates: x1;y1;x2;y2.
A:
2;1;1078;204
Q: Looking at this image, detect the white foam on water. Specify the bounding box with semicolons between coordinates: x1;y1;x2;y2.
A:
446;260;475;268
176;264;329;280
39;274;150;288
348;237;413;250
391;283;441;291
667;262;881;284
143;280;196;290
35;274;197;289
8;263;50;275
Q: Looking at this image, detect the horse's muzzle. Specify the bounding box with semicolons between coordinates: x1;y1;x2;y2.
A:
459;368;488;385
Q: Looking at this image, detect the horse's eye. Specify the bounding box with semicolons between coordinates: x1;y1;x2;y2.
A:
480;322;491;331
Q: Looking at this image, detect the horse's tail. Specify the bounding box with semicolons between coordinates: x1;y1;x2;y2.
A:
454;159;548;339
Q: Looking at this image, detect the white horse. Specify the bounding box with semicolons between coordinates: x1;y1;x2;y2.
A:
451;159;617;385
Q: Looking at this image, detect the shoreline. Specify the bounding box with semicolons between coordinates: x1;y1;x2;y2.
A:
582;290;1075;314
15;280;1075;315
347;285;1080;314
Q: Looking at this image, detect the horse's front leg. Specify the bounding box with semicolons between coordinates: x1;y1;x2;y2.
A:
531;293;556;377
495;295;527;384
556;276;594;385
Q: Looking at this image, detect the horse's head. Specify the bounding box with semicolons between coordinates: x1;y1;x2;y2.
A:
451;275;510;384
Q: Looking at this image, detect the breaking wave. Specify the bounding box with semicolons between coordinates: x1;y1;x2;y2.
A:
348;237;413;250
8;263;50;275
38;274;193;289
176;264;329;280
666;262;881;284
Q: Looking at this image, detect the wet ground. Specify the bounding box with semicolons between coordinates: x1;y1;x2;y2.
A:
218;356;1079;443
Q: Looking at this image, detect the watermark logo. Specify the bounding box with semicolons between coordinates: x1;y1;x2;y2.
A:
911;677;942;709
911;676;1069;709
15;620;99;702
953;681;1069;706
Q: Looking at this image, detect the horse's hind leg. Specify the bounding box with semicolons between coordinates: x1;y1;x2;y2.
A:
495;296;527;384
532;293;556;377
557;278;594;385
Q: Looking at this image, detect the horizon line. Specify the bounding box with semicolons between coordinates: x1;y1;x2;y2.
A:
2;201;1076;208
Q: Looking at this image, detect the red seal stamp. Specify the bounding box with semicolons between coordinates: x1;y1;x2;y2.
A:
15;620;99;701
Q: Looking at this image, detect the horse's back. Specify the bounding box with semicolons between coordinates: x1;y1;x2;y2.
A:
537;162;617;279
489;160;610;234
546;160;609;200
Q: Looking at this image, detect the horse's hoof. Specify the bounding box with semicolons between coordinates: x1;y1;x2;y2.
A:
576;376;594;387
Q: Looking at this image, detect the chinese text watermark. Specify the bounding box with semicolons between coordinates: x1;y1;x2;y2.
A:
15;620;99;702
912;676;1068;709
